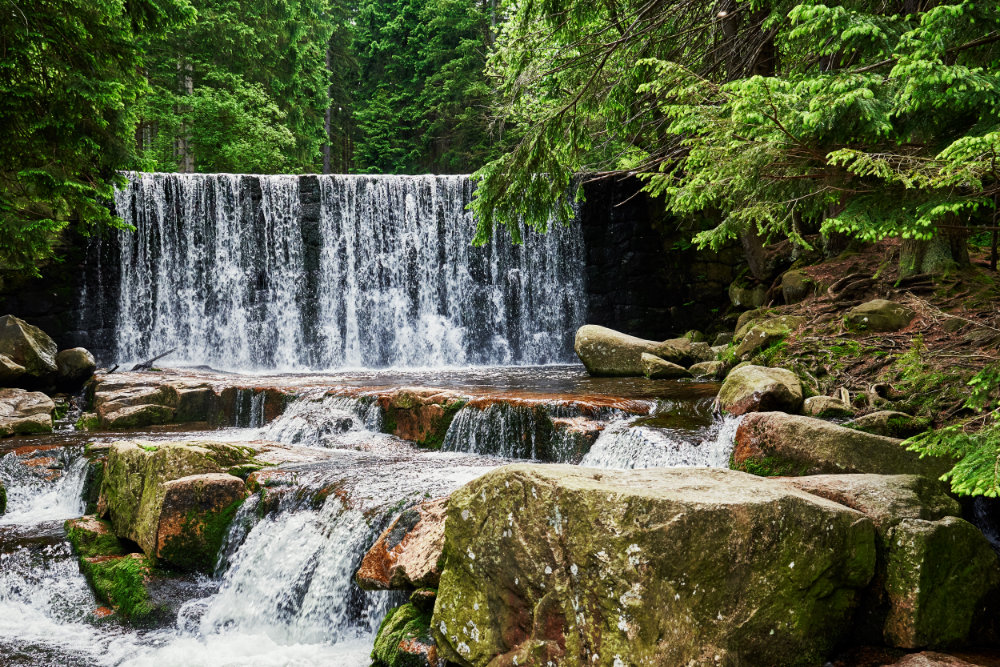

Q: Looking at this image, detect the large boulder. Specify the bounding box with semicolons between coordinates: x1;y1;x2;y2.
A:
0;315;58;387
786;475;998;649
641;352;692;379
432;464;876;666
847;411;931;439
717;365;803;415
0;387;54;436
99;441;253;569
357;497;448;591
55;347;97;390
574;325;691;376
845;299;916;332
732;412;950;477
781;270;815;305
734;316;806;358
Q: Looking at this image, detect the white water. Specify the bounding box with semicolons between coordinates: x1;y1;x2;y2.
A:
0;451;87;526
580;415;743;469
260;394;383;446
104;173;586;371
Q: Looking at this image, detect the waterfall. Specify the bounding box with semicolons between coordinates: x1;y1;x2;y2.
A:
102;172;586;371
580;415;743;470
259;394;383;448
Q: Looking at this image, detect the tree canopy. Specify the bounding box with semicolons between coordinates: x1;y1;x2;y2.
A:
470;0;1000;260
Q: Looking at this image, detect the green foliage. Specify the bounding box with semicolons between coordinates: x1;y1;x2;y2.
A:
0;0;193;275
907;363;1000;497
472;0;1000;253
351;0;496;174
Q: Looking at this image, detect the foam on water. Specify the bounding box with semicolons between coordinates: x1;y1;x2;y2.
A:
580;415;743;469
0;451;87;526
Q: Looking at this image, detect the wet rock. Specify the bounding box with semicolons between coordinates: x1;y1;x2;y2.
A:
75;411;100;431
717;365;803;416
573;325;669;376
55;347;96;390
65;516;156;621
641;352;692;379
803;395;854;418
735;308;770;338
102;403;176;430
357;496;448;591
432;464;876;667
732;413;949;477
847;411;931;439
688;341;715;363
734;316;806;358
0;387;54;436
99;441;255;569
0;314;58;386
377;388;467;448
0;480;6;514
846;300;916;332
689;360;726;380
781;270;815;305
372;602;439;667
548;416;604;463
0;354;26;385
156;473;248;571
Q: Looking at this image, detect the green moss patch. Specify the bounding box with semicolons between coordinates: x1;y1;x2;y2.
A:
79;554;157;621
158;497;245;572
372;602;436;667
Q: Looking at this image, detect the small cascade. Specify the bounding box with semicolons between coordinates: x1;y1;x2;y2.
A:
0;449;88;525
259;394;383;448
100;172;587;370
232;389;271;428
442;403;547;459
580;415;743;470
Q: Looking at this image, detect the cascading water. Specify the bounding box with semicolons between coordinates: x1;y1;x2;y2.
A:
580;414;743;470
100;172;586;371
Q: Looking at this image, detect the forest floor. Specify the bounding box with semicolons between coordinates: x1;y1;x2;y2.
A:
730;239;1000;429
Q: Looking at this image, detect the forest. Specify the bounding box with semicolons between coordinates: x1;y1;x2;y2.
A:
2;1;1000;664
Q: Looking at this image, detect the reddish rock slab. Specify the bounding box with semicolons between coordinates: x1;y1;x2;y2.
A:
357;496;448;590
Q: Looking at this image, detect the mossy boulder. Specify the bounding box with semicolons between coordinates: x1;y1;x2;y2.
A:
781;270;815;305
732;412;950;477
734;316;806;358
99;441;253;569
432;464;876;667
357;497;448;591
574;325;675;376
882;517;999;648
717;365;803;416
372;602;439;667
377;389;467;448
103;404;176;430
65;516;156;621
0;314;58;386
55;347;96;390
785;475;997;648
728;281;768;308
845;299;916;332
847;411;932;439
0;387;54;436
803;395;854;419
689;360;727;380
641;352;692;379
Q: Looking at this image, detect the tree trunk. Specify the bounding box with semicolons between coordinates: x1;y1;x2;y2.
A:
900;222;970;278
323;46;332;174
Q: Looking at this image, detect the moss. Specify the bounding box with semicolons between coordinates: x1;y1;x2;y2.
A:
420;399;467;449
158;497;244;572
65;518;126;559
81;460;105;515
227;463;266;480
139;444;158;452
372;602;435;667
75;413;100;431
730;454;802;477
79;555;157;622
53;400;69;420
